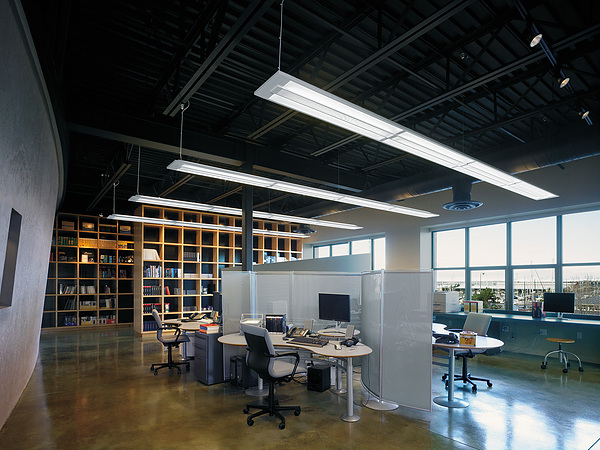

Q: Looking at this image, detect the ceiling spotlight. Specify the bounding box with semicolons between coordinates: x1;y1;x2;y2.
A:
528;32;542;47
580;110;590;120
558;76;570;88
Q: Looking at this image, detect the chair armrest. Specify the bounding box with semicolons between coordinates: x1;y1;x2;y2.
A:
162;323;183;339
275;352;300;379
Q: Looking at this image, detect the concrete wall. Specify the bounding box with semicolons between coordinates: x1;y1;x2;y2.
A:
0;1;62;430
304;156;600;270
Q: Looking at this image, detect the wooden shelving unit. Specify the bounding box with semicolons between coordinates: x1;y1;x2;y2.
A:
43;213;135;329
133;205;303;334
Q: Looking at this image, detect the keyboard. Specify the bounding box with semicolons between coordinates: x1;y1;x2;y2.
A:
289;336;328;347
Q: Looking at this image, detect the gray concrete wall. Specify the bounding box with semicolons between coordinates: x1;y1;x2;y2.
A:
0;1;61;430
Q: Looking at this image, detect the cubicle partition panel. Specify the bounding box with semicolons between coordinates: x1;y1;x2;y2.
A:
222;271;253;377
254;272;292;318
286;272;361;331
361;270;433;411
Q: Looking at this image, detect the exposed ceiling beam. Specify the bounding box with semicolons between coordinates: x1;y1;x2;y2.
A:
163;0;276;116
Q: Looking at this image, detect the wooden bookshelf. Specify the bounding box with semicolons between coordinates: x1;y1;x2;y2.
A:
43;213;135;329
133;205;303;334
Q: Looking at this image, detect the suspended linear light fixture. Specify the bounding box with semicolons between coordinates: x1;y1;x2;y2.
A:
167;159;438;218
106;213;311;239
128;194;363;230
254;71;557;201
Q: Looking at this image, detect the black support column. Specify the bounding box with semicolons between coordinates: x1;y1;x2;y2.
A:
241;185;253;271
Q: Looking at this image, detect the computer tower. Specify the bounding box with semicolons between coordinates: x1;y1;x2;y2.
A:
230;355;258;388
307;365;330;392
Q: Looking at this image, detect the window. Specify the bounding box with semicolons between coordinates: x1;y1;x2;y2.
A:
312;236;385;270
470;224;506;267
314;246;330;258
432;209;600;316
433;229;464;268
511;217;556;265
331;242;350;257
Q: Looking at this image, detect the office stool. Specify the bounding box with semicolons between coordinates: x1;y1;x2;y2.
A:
541;338;583;373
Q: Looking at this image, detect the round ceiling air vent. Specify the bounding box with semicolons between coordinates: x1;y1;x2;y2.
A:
442;200;483;211
443;178;483;211
293;224;317;234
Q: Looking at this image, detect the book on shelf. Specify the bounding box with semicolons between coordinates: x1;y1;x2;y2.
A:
143;285;161;296
165;286;170;296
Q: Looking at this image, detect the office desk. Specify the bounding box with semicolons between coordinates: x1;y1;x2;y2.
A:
432;335;504;408
163;318;215;358
219;333;372;422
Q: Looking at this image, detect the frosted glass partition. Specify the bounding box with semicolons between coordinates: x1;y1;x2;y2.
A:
361;270;433;411
254;271;362;331
222;271;253;335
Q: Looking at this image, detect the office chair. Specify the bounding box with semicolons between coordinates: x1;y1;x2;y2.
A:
150;309;190;376
442;312;493;393
241;323;301;429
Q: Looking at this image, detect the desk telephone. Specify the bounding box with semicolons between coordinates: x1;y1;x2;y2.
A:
189;312;207;320
286;327;310;338
433;332;458;344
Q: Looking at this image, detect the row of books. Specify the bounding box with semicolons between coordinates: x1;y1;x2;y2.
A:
99;267;116;278
144;265;162;278
164;286;180;295
143;321;159;332
143;285;161;295
58;284;77;294
183;252;201;261
80;285;96;294
142;303;163;314
57;236;77;246
164;268;182;278
80;300;97;310
60;297;77;310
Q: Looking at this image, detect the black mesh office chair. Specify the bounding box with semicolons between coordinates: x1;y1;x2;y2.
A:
442;312;494;392
150;309;190;376
241;324;301;429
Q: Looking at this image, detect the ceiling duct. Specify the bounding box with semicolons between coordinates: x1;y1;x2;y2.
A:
293;224;317;235
442;177;482;211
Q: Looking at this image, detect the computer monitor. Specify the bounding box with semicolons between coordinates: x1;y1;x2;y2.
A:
318;293;351;330
543;292;575;319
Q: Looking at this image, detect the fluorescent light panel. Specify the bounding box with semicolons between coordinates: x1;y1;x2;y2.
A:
167;160;438;218
128;195;362;230
106;214;310;238
255;71;557;201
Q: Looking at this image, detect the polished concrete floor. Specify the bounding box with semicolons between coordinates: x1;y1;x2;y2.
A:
0;328;599;450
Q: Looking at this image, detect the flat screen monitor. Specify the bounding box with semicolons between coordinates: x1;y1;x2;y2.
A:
543;292;575;318
319;293;351;328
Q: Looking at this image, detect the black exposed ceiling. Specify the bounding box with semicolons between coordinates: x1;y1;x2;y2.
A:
22;0;600;219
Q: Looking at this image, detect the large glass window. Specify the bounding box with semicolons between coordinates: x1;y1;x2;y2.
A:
373;237;386;270
433;229;465;268
471;270;505;309
434;269;465;302
313;236;384;270
513;268;555;311
563;210;600;264
469;223;506;267
432;209;600;316
563;266;600;315
331;242;350;257
511;217;556;265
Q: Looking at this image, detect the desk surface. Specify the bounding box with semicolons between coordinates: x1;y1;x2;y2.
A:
218;333;372;358
431;322;504;350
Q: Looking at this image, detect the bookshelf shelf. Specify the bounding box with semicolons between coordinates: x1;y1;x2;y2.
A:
133;205;303;334
43;213;135;330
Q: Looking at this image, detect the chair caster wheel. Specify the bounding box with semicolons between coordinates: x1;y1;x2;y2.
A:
247;418;254;426
472;386;477;393
278;422;285;430
294;409;301;416
243;407;250;414
541;364;546;369
441;374;447;381
563;368;568;373
579;367;584;372
487;381;493;387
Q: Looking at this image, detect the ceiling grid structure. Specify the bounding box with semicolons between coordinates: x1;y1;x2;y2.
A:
20;0;599;219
